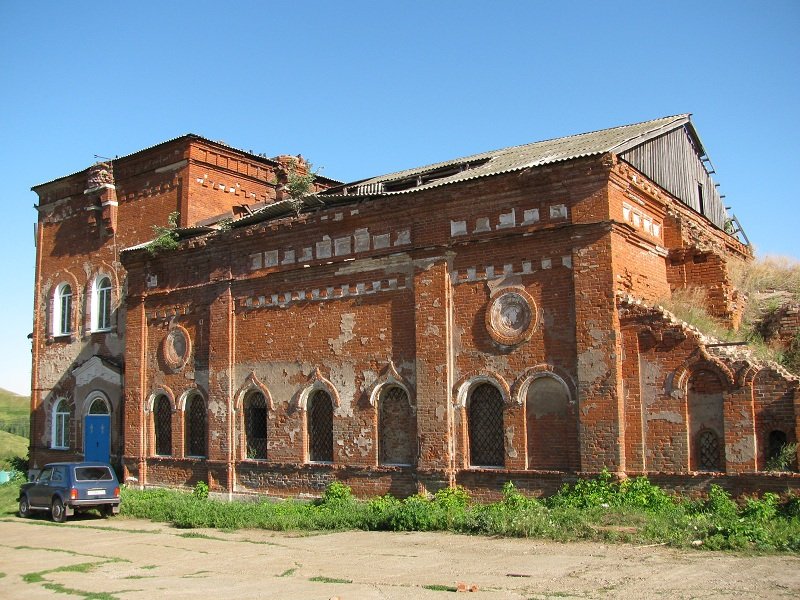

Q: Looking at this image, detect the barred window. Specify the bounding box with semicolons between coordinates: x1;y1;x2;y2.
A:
379;386;415;466
52;399;70;449
468;383;504;467
154;395;172;456
308;390;333;463
697;429;721;471
185;395;206;457
244;393;267;460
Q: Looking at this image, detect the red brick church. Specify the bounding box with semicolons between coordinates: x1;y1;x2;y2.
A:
30;115;799;499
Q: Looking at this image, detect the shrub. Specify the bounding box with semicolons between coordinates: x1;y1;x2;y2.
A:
192;480;209;500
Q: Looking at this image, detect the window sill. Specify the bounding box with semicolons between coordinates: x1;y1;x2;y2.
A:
90;328;113;334
51;446;69;451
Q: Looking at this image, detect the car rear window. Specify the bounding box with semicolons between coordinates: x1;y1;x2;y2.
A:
74;467;114;482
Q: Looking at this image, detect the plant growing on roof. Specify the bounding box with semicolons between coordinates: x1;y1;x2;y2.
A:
284;158;317;216
147;211;180;255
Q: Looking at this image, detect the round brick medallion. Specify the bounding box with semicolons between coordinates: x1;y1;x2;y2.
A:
162;326;191;371
486;289;537;346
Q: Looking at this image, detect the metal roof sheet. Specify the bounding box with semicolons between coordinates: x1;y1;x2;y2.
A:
325;114;691;196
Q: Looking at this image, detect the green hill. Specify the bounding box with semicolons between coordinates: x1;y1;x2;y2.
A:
0;388;29;439
0;429;28;469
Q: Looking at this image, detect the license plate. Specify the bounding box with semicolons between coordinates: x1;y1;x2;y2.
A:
87;489;106;496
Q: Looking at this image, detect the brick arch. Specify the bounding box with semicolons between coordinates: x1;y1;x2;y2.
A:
454;371;511;408
145;386;176;413
512;364;577;406
48;270;81;338
233;372;274;412
177;386;207;412
671;351;735;396
296;368;340;411
367;361;415;412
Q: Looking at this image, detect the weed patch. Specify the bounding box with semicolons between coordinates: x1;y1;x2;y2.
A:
309;575;352;584
119;477;800;553
422;583;458;592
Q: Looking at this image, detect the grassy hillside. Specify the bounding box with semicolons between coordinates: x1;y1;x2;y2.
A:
661;256;800;373
0;388;29;470
0;387;29;438
0;430;28;469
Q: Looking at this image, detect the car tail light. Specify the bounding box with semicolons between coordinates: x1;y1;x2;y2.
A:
70;488;78;500
113;487;120;497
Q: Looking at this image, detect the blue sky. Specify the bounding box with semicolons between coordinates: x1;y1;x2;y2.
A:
1;1;798;395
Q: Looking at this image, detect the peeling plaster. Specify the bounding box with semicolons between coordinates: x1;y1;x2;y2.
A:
505;426;518;458
727;436;756;463
646;411;683;424
577;347;608;385
424;323;440;337
285;425;301;445
328;313;356;355
435;404;446;422
327;360;356;418
334;253;412;276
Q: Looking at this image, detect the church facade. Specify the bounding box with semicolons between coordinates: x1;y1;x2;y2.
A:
30;115;799;499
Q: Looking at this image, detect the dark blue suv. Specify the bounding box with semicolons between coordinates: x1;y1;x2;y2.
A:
18;462;121;522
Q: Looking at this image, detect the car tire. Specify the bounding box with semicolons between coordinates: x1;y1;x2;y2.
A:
51;497;66;523
19;495;31;518
101;505;116;518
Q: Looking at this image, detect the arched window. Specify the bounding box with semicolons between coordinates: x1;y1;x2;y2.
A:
308;390;333;463
185;395;207;457
88;397;110;415
153;395;172;456
54;283;72;336
52;399;70;449
92;276;112;331
379;386;415;466
244;392;267;460
688;369;725;472
525;375;575;470
468;383;504;467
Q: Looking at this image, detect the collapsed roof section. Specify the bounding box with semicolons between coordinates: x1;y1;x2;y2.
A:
123;114;735;253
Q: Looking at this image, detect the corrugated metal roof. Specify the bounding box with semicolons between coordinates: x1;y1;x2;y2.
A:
324;114;691;197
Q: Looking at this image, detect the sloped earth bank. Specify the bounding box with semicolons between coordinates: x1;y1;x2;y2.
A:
0;516;798;599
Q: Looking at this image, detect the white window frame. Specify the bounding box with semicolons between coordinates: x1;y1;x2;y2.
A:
91;276;112;332
53;283;73;337
52;399;70;449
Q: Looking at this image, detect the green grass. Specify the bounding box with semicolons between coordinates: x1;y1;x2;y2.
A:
114;477;800;553
309;575;352;584
422;584;458;592
0;388;29;437
0;429;29;468
0;388;29;470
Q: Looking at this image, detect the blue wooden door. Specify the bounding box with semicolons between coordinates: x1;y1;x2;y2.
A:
84;415;111;463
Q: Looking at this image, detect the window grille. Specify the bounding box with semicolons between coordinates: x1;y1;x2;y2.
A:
186;396;206;457
154;396;172;456
244;393;267;459
698;429;720;471
379;386;414;465
468;383;504;467
308;390;333;462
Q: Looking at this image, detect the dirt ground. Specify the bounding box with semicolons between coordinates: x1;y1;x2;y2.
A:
1;514;799;599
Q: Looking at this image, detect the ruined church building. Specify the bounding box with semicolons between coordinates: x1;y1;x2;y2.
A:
30;115;799;499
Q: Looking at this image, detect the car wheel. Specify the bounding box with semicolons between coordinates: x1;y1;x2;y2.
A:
101;505;116;518
51;497;66;523
19;495;31;518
